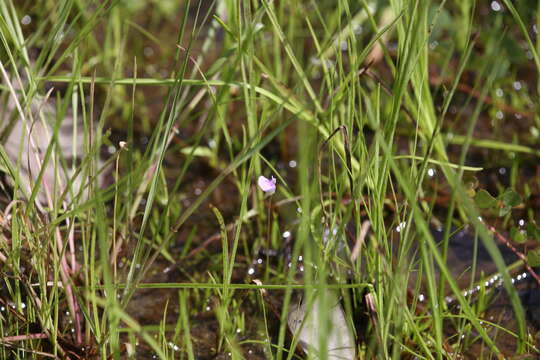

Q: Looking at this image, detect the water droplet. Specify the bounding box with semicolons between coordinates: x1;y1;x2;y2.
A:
21;15;31;25
208;139;216;148
513;81;522;90
288;160;297;168
298;255;303;261
297;207;302;213
247;267;255;275
498;167;507;175
418;294;425;302
396;221;406;233
236;328;241;333
427;168;435;177
257;258;263;264
194;188;202;196
491;1;501;11
282;231;291;238
495;88;504;97
205;306;211;311
495;110;504;119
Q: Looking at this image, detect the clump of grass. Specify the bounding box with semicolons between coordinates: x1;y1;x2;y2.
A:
1;0;540;359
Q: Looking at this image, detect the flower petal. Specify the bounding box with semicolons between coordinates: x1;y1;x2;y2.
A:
257;175;276;194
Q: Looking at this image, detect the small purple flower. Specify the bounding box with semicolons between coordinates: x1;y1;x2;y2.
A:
257;175;277;195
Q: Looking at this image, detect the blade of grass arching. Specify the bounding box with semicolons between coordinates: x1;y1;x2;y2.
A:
434;33;475;310
33;0;74;74
1;0;30;67
87;295;167;359
501;0;540;99
376;133;503;355
122;0;193;303
261;0;323;114
43;0;122;77
445;35;528;353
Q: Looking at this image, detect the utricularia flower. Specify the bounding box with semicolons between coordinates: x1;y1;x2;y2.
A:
257;175;277;195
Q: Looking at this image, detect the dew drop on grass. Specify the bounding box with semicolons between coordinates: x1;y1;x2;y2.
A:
427;168;435;177
288;160;297;168
396;221;406;232
496;110;504;119
498;167;507;175
282;231;291;238
495;88;504;97
247;267;255;275
519;219;525;227
513;81;522;90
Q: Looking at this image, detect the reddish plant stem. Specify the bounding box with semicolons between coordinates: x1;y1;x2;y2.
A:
488;225;540;286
